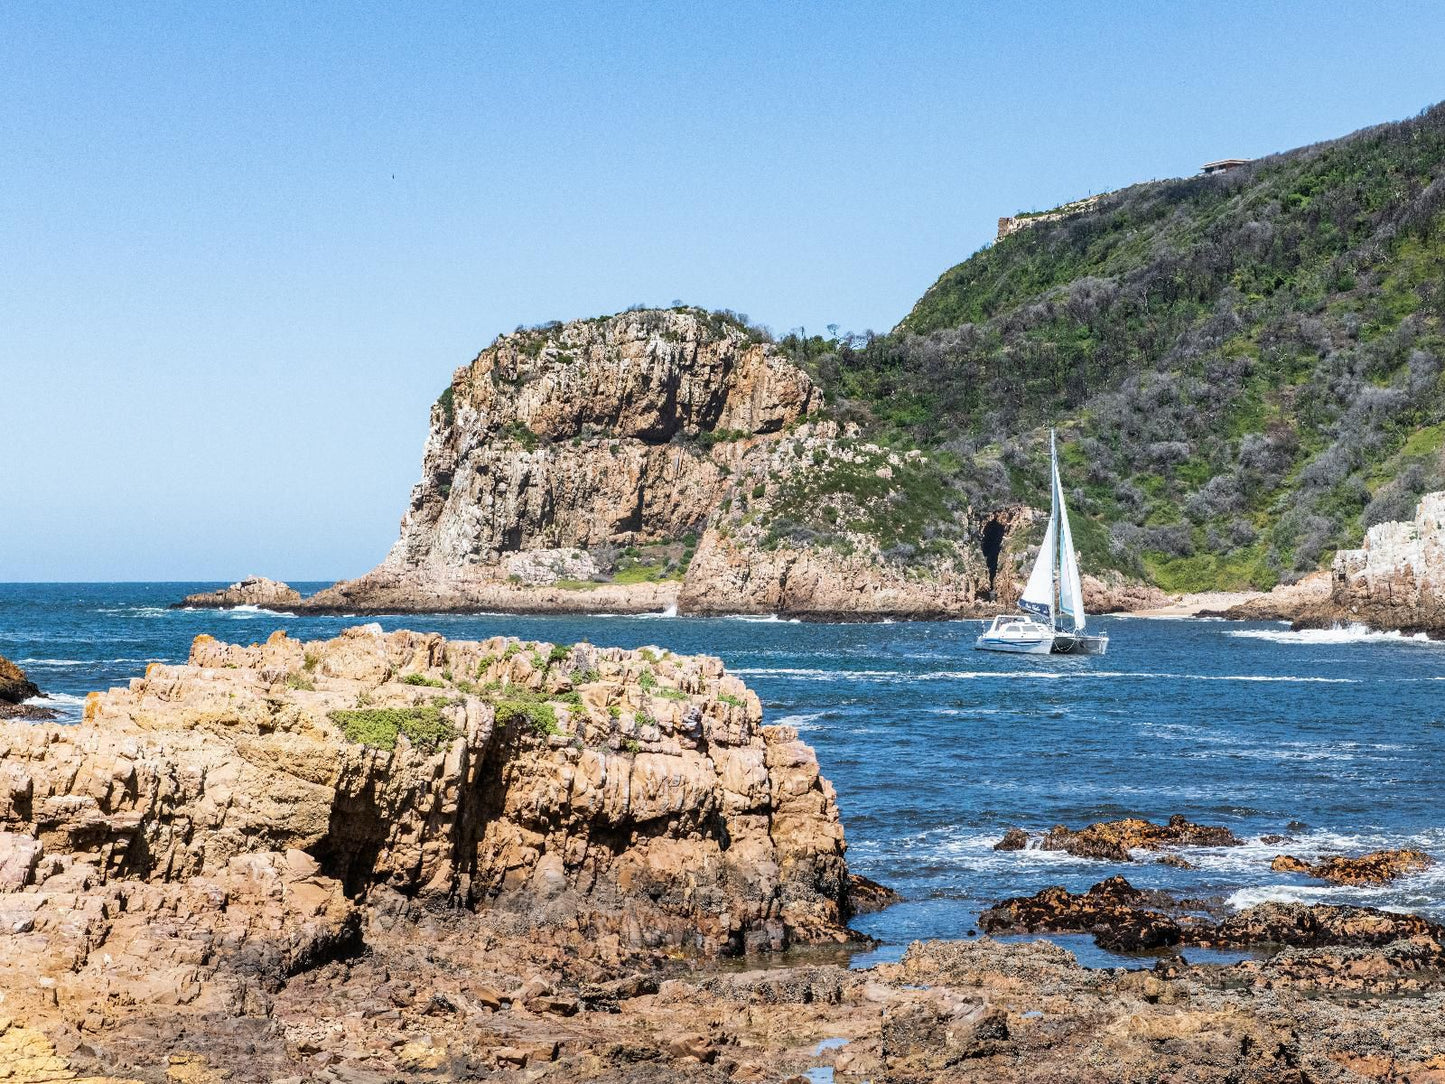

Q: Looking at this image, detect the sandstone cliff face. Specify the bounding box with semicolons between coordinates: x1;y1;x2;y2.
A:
1224;492;1445;633
306;309;1027;618
1315;491;1445;634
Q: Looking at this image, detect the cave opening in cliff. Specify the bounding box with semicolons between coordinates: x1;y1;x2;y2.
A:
981;517;1007;598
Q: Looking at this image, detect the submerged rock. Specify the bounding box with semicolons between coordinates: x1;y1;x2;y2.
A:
1270;849;1433;885
176;575;302;609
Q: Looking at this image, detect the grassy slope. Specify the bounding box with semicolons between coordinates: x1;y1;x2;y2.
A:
802;103;1445;590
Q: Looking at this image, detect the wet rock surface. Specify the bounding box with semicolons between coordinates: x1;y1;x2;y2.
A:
0;655;52;721
1271;848;1433;885
1034;814;1243;862
0;655;40;706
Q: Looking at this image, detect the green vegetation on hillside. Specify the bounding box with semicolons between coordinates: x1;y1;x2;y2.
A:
790;102;1445;587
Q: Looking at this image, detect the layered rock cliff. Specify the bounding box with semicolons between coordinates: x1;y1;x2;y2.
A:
304;309;1024;618
0;625;852;950
1221;491;1445;634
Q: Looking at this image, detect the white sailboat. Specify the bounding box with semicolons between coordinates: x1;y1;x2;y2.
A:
975;430;1109;656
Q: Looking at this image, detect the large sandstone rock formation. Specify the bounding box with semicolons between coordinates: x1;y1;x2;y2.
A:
0;626;851;951
5;634;1445;1080
302;309;1026;618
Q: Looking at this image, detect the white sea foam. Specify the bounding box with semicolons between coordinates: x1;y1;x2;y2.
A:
733;667;901;679
1227;624;1440;646
1226;884;1360;909
773;711;828;731
26;692;89;707
727;614;803;623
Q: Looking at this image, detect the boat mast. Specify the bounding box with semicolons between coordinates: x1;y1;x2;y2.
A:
1050;429;1061;628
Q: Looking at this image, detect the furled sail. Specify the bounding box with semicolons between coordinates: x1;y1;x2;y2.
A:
1018;499;1057;622
1052;432;1087;631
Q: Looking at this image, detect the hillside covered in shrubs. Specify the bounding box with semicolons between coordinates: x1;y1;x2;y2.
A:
789;101;1445;591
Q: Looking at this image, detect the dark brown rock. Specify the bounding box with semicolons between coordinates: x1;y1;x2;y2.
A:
847;872;901;915
977;876;1184;952
0;655;40;705
1040;814;1242;862
993;827;1029;851
1208;902;1445;949
1270;849;1432;885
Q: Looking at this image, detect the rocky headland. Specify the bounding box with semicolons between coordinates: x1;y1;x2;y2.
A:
1218;491;1445;635
273;309;1043;620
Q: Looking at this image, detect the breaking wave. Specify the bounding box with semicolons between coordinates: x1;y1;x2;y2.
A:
1227;624;1439;646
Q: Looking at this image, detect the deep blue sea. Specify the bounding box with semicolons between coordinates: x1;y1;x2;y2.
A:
4;582;1444;966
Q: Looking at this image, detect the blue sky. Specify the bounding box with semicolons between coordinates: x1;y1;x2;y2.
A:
5;2;1444;580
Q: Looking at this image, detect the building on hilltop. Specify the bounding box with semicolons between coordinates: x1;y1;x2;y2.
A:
1201;158;1252;176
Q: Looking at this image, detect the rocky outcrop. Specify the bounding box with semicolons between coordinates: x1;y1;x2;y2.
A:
0;655;53;721
978;876;1199;952
1225;493;1445;633
1213;569;1332;620
1271;849;1433;885
1033;814;1243;862
0;627;876;1079
176;575;303;610
980;876;1445;956
1079;573;1171;614
301;309;1031;618
0;655;39;706
1301;491;1445;634
0;626;852;952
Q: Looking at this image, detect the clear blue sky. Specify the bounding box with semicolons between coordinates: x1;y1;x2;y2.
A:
5;2;1444;581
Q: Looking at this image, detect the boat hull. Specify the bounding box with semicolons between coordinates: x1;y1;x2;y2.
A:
974;635;1055;655
1052;633;1109;656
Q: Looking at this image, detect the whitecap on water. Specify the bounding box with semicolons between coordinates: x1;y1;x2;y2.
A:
1227;624;1440;647
773;711;828;731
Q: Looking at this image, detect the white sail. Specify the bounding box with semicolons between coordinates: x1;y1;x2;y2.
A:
1018;502;1057;622
1052;433;1086;631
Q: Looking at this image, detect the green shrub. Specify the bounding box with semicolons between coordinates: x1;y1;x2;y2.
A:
329;707;457;752
284;672;315;691
401;673;445;688
717;692;745;708
495;698;559;736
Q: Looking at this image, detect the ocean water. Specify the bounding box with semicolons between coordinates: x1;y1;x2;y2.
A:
4;582;1444;965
